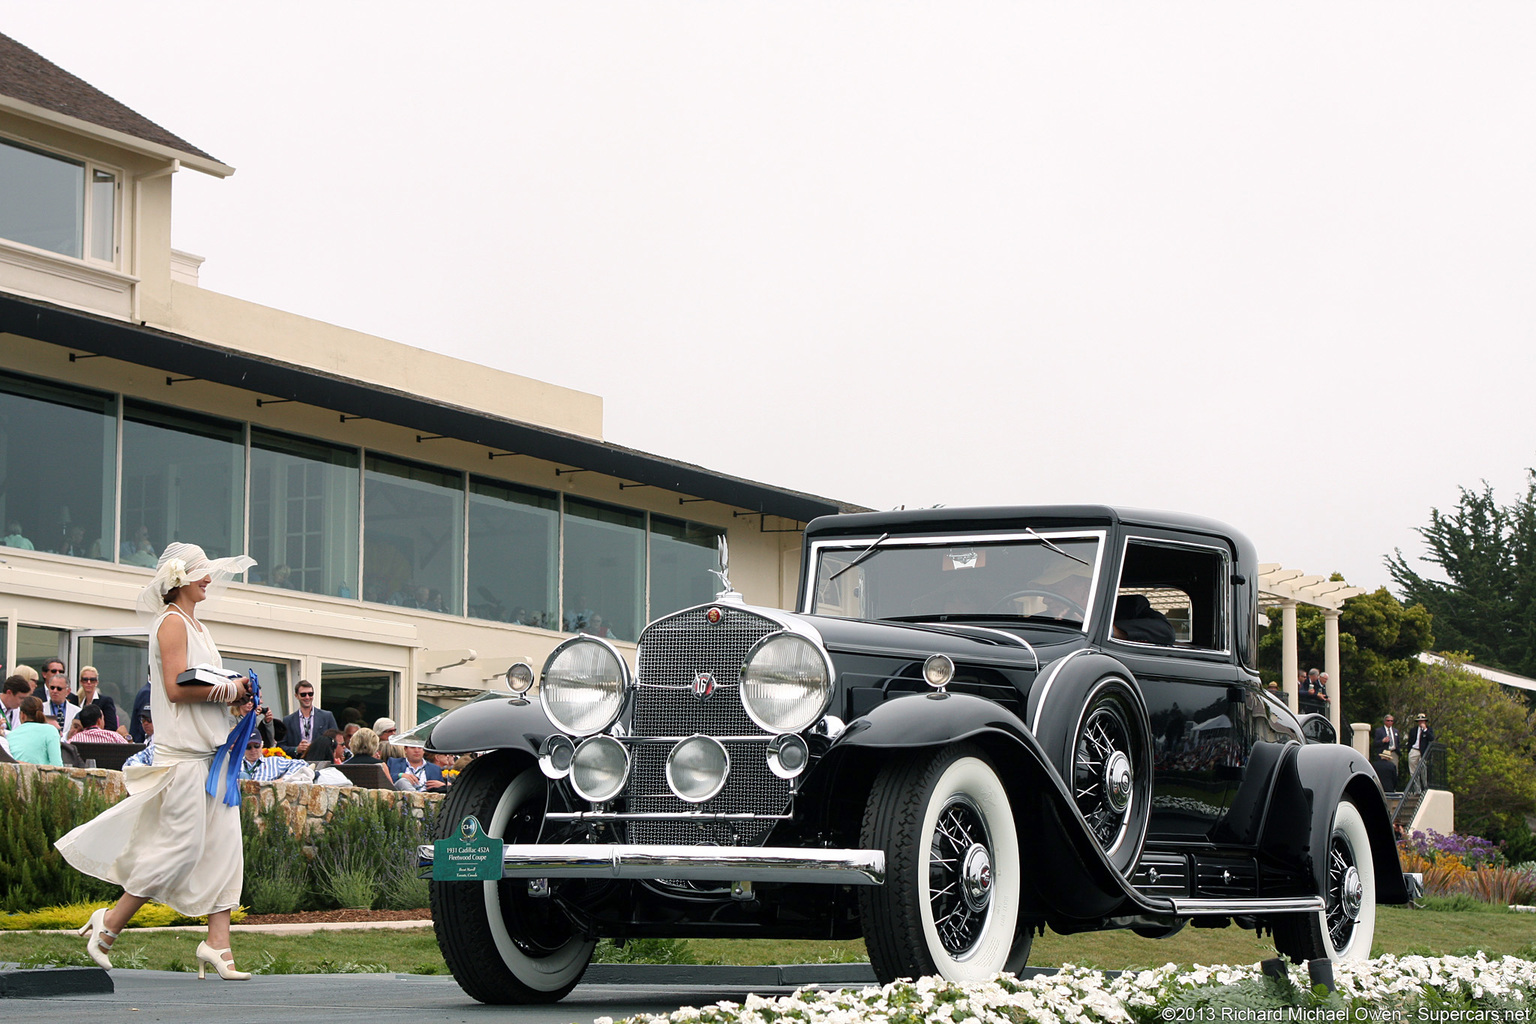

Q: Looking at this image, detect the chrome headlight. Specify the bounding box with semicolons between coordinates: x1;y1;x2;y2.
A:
666;735;731;803
739;632;833;734
570;735;629;803
540;636;629;736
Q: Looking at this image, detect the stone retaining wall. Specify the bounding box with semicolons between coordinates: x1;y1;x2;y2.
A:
1;761;443;839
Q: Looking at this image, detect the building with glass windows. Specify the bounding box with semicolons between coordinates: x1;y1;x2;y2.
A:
0;32;851;732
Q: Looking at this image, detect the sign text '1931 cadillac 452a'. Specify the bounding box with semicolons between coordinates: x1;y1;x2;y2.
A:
411;505;1415;1004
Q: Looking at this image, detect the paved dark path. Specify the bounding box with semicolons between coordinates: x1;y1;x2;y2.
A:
1;967;848;1024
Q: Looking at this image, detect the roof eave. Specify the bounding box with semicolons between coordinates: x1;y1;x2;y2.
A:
0;95;234;177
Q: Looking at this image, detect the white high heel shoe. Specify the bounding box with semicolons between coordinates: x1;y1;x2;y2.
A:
76;908;117;969
195;940;251;981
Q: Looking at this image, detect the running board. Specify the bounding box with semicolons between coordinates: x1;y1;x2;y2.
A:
1170;896;1326;914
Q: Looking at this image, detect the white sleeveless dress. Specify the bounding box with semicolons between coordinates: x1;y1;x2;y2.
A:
56;607;244;916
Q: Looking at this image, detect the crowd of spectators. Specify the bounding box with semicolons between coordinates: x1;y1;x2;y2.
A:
0;662;470;792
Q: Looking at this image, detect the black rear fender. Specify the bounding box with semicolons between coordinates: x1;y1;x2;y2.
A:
1290;743;1409;904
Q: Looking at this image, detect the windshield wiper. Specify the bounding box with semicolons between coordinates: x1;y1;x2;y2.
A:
829;532;891;581
1025;527;1090;567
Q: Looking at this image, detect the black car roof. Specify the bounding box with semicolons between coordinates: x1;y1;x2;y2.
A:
803;504;1247;547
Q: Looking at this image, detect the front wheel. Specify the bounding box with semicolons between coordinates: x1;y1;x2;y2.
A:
1272;799;1376;964
859;744;1031;983
430;753;595;1003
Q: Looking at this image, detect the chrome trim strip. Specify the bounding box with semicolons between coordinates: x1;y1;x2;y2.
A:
1170;896;1325;914
1028;646;1093;734
418;843;885;885
545;811;793;822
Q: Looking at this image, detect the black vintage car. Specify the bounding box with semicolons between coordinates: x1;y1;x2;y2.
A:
413;505;1413;1004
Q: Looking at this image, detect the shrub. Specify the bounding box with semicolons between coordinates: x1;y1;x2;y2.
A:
310;794;432;910
0;769;120;911
1460;866;1536;906
1400;830;1505;868
241;800;313;913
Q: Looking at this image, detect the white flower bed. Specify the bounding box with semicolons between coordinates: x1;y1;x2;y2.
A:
598;954;1536;1024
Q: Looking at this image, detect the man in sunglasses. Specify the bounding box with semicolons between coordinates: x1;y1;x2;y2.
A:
41;659;78;734
280;680;337;758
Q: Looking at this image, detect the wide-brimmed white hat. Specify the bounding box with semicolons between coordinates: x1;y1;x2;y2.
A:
136;542;256;617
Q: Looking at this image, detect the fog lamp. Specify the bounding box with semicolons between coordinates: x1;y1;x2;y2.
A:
766;733;809;780
538;733;575;779
666;735;731;803
570;735;629;803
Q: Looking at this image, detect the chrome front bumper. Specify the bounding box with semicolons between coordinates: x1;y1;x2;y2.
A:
418;843;886;886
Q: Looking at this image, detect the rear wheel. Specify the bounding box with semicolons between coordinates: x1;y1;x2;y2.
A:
1273;799;1376;964
859;744;1031;982
430;753;595;1003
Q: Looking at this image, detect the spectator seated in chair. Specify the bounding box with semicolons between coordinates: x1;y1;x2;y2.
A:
238;737;313;783
70;703;126;744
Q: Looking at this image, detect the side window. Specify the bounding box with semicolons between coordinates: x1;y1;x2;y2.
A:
1114;540;1228;651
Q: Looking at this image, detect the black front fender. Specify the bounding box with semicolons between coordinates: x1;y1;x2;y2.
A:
415;693;557;757
824;690;1165;920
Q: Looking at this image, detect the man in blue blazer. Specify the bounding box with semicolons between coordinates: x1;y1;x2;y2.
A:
280;680;338;758
388;738;446;792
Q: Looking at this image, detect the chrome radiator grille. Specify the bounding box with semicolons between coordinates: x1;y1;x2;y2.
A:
625;605;790;846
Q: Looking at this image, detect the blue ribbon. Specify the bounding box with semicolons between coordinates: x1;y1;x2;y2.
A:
206;671;259;807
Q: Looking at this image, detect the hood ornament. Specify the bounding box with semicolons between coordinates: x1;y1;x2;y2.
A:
710;535;742;602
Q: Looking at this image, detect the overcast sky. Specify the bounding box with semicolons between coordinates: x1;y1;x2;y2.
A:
7;3;1535;592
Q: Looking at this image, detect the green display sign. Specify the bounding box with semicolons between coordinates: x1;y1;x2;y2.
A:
432;815;505;881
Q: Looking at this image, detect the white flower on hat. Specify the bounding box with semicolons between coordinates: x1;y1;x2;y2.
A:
164;558;190;591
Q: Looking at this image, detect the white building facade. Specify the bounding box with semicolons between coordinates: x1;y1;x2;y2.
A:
0;32;848;731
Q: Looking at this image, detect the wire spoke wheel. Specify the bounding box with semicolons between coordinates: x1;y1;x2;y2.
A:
1071;686;1142;862
1324;827;1364;952
927;796;993;957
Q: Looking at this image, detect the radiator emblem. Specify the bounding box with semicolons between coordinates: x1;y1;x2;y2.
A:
706;607;723;624
691;671;717;700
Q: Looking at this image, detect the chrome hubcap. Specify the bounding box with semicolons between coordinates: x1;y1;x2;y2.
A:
1104;751;1133;814
960;843;992;913
1341;865;1363;922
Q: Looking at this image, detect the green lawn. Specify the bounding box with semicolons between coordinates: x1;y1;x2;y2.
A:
4;905;1533;975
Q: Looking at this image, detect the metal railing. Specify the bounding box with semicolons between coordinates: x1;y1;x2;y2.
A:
1390;741;1448;828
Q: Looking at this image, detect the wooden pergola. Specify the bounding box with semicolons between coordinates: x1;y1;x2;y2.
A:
1258;565;1366;739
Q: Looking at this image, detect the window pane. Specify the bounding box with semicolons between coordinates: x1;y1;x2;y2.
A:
76;635;149;719
221;655;291;717
122;400;245;562
250;429;359;598
363;455;463;614
650;516;722;619
0;370;115;560
0;139;84;258
321;663;395;730
90;170;115;261
468;477;557;628
17;625;66;676
563;498;644;641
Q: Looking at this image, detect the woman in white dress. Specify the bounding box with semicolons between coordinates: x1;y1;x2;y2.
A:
56;542;256;980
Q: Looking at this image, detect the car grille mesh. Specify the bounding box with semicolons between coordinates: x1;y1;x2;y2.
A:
626;605;789;846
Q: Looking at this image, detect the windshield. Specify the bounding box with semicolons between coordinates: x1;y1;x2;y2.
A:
809;532;1103;629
